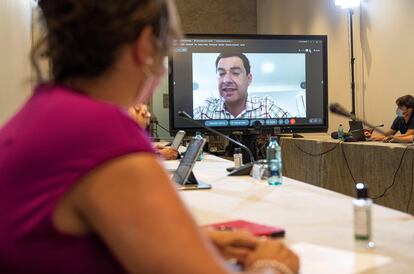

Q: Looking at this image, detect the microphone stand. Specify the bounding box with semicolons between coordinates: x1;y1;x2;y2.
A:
329;103;387;135
178;111;254;176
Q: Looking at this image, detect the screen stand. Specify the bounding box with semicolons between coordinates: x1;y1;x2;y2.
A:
273;127;304;138
177;171;211;191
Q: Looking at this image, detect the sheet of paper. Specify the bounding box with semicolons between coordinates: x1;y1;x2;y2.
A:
291;242;392;274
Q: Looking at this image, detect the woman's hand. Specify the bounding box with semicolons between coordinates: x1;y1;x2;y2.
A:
368;134;385;141
158;146;179;160
363;129;373;138
204;228;258;265
245;239;299;274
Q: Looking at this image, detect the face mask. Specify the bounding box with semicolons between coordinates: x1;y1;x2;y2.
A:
396;107;404;117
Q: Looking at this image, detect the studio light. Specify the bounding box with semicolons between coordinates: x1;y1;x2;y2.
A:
335;0;361;9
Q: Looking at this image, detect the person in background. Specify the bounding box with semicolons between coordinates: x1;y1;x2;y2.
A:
0;1;299;274
128;104;152;130
193;53;289;120
129;104;179;160
367;95;414;143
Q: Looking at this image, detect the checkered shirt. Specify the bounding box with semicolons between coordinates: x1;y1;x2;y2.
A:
193;96;289;120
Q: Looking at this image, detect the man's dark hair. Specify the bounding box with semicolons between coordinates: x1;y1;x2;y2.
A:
396;95;414;109
215;53;251;75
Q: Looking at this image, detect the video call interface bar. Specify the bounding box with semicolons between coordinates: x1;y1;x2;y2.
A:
204;117;324;128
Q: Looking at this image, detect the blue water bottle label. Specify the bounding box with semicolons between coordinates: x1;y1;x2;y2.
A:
270;168;280;177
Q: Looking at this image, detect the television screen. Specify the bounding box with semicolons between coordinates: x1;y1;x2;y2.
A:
169;34;328;133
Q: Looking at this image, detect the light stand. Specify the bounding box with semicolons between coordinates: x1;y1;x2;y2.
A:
335;0;361;117
348;8;356;116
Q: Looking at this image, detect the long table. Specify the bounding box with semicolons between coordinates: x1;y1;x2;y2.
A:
280;137;414;215
169;154;414;274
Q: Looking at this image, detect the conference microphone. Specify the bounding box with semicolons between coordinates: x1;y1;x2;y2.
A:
329;103;387;135
178;111;254;176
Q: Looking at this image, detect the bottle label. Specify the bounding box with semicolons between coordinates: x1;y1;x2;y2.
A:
234;155;242;168
267;160;282;185
354;207;371;238
270;168;280;177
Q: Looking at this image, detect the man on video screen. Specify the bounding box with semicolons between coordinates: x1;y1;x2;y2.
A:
193;53;289;120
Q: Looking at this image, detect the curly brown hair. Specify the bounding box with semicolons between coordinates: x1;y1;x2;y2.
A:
32;0;181;83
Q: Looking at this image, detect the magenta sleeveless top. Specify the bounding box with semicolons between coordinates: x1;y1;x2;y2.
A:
0;84;155;273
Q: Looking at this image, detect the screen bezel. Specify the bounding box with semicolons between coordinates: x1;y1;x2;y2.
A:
169;33;328;134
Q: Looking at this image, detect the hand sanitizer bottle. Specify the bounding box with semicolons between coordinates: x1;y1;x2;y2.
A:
353;183;375;248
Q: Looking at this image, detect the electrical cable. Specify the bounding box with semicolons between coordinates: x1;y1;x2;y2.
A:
340;142;357;184
292;137;414;204
372;144;414;200
259;141;269;157
156;122;170;134
233;134;241;143
292;140;340;157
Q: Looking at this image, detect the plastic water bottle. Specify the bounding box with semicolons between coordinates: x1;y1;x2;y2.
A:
338;124;345;141
266;136;282;185
195;131;204;161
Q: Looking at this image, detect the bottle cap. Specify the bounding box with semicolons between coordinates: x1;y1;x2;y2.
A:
355;183;368;199
235;148;242;154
